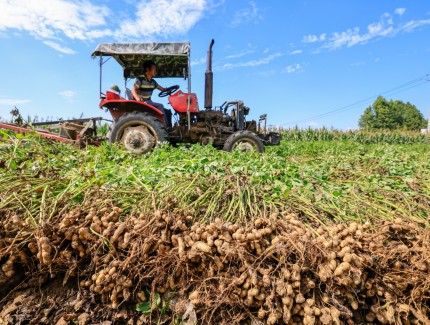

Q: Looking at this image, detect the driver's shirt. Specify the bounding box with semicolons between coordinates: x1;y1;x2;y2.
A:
135;76;159;101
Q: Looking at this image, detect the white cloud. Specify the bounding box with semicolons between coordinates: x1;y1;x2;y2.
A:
85;28;113;39
218;52;282;71
0;0;111;41
58;90;76;102
0;98;31;106
282;63;302;74
327;27;365;49
308;11;430;51
231;1;262;27
302;33;326;43
401;18;430;32
302;34;318;43
43;41;76;54
289;50;302;55
191;56;206;66
0;0;209;52
307;121;319;128
226;49;254;59
118;0;207;38
324;13;395;50
395;8;406;16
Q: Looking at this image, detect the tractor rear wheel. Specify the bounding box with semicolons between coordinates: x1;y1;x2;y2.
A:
223;131;265;153
110;112;168;154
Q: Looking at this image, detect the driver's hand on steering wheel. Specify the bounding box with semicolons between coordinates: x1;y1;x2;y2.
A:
158;85;180;97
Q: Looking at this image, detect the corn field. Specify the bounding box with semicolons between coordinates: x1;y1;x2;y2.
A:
277;127;430;144
0;129;429;324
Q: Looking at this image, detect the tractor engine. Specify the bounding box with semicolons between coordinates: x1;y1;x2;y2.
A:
169;103;258;146
167;39;262;147
170;109;233;146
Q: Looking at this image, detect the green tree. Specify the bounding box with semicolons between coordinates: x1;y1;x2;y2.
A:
359;96;426;130
398;101;427;130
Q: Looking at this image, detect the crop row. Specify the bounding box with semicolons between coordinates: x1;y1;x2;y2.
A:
0;132;429;226
276;128;430;144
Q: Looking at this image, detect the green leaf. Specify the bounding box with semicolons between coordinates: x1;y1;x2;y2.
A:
9;160;17;170
283;187;291;198
0;131;8;140
155;293;161;307
332;190;341;197
135;301;151;313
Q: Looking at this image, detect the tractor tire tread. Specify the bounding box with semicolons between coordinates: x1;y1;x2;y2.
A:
109;111;168;150
223;130;265;153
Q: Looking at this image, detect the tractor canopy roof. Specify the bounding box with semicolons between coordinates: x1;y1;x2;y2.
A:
91;42;190;79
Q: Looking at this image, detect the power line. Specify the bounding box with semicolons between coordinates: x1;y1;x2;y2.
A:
288;74;430;125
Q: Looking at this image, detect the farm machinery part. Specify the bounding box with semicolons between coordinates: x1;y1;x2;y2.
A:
0;112;110;147
92;39;281;154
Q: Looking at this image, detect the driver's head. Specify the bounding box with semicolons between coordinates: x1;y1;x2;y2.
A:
143;60;156;76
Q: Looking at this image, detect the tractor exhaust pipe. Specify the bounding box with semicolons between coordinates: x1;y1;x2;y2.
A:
204;39;215;110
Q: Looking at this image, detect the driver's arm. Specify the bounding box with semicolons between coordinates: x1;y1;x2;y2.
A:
156;85;166;92
131;84;141;101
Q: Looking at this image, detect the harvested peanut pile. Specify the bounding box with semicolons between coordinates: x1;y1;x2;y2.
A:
0;199;429;324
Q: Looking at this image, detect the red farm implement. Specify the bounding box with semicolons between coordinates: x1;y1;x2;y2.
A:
0;117;110;146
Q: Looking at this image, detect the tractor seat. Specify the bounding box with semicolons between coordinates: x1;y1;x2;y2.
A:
125;88;134;100
168;90;199;113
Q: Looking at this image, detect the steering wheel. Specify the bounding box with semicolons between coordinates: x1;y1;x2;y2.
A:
158;85;179;97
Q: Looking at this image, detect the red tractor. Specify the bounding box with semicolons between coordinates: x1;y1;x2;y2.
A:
91;40;280;154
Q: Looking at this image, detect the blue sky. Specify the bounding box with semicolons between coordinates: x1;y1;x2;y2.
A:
0;0;429;129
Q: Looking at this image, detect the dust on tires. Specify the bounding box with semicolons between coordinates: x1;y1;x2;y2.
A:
223;130;265;153
109;111;168;154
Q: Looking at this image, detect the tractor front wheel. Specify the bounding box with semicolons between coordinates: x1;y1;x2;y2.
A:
110;112;168;154
223;131;265;153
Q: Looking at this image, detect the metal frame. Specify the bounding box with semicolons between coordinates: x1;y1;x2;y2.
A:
95;44;193;130
0;117;111;146
0;122;74;143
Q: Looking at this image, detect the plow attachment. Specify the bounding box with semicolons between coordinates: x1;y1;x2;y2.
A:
0;117;110;146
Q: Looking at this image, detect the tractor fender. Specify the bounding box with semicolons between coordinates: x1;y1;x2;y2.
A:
100;99;165;123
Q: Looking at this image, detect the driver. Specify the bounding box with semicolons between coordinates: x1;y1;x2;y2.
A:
131;60;173;128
